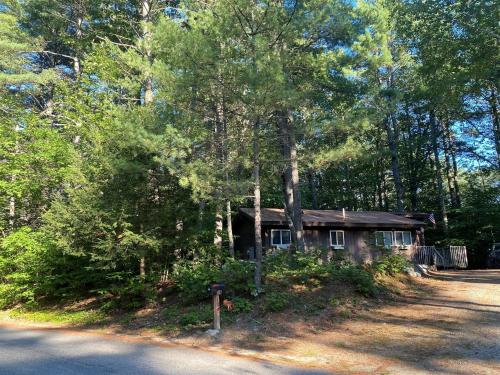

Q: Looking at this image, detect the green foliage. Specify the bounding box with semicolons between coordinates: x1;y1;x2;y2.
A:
98;274;155;312
372;254;410;276
8;308;106;326
179;305;213;327
219;259;256;297
171;260;219;305
264;250;331;284
333;263;377;297
172;257;256;304
263;291;290;313
1;0;498;315
0;227;56;308
231;297;253;314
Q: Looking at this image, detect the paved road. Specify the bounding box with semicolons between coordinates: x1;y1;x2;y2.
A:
0;326;330;375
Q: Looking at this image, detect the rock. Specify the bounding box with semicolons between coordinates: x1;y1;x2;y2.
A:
206;329;220;337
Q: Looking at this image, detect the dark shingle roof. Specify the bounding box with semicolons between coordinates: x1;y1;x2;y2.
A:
239;208;424;228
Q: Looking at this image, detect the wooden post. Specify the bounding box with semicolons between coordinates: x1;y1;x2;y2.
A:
213;290;221;330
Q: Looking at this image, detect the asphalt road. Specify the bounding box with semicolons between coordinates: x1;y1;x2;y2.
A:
0;326;330;375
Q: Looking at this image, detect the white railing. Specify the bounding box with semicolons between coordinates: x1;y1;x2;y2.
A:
412;246;436;265
412;245;467;269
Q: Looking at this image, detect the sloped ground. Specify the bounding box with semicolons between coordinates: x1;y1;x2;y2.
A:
201;270;499;374
1;270;499;374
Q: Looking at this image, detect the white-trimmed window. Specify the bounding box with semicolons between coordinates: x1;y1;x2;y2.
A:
376;231;394;248
394;231;412;247
271;229;291;248
330;230;345;249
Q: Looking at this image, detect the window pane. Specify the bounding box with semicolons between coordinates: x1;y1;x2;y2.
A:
403;231;412;245
281;230;291;245
376;232;384;246
337;231;344;246
271;230;281;245
383;232;393;247
394;232;403;246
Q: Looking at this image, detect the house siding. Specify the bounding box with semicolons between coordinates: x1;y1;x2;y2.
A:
234;219;421;264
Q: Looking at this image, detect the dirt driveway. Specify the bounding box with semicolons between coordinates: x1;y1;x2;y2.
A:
209;270;500;375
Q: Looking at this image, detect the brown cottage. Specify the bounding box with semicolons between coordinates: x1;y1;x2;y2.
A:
233;208;426;264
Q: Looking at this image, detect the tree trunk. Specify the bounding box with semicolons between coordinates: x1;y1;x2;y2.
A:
213;96;225;250
430;111;448;233
72;1;83;75
442;129;456;207
448;127;461;208
385;114;404;212
277;110;304;252
377;170;384;210
174;219;183;260
139;257;146;278
289;124;304;252
139;223;146;278
488;86;500;167
213;206;223;249
226;200;234;257
8;123;21;230
278;114;295;245
307;168;318;209
8;197;15;230
198;200;206;230
253;119;263;292
137;0;152;276
141;0;153;105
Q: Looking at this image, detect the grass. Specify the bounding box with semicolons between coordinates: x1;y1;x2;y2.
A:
7;308;107;326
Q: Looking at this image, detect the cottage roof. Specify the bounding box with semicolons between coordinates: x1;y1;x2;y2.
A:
238;208;425;228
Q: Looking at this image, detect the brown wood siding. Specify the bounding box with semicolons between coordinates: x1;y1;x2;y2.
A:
234;219;420;263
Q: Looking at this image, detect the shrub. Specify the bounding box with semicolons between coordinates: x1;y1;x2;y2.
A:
372;254;410;276
333;263;377;296
171;260;218;304
263;291;289;312
264;249;330;283
179;305;212;327
232;297;253;313
98;273;155;311
219;259;255;296
0;227;55;308
172;258;256;304
162;305;181;322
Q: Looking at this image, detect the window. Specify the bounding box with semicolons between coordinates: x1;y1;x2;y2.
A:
394;231;412;247
330;230;345;249
375;231;394;248
271;229;291;248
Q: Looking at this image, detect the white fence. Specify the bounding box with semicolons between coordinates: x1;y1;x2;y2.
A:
412;246;436;265
412;245;468;269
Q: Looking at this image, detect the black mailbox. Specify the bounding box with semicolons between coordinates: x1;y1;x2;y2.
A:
208;283;225;295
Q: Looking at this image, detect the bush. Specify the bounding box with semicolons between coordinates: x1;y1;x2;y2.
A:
263;291;289;312
172;260;218;304
264;249;330;283
232;297;253;313
372;254;410;276
172;258;255;304
179;305;213;327
0;228;55;308
98;273;155;311
162;305;180;322
219;259;255;296
333;263;377;296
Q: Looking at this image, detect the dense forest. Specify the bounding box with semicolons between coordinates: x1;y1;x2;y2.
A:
0;0;498;308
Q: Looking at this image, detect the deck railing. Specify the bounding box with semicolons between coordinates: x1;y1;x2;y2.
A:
411;245;436;265
411;245;468;269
